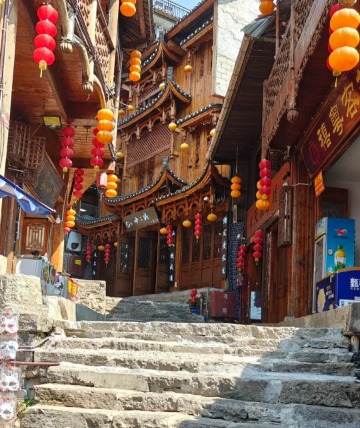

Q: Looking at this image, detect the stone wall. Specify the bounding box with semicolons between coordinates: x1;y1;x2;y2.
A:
213;0;258;97
75;279;107;315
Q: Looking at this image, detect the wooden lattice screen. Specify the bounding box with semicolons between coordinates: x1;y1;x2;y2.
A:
127;125;171;168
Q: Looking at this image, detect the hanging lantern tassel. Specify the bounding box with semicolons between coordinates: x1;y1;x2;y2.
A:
252;230;264;264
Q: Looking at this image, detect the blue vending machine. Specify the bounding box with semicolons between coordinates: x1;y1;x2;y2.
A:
315;269;360;313
313;217;356;312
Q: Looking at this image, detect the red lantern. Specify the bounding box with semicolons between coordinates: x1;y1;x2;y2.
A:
236;243;247;272
256;159;272;210
86;242;92;262
194;213;202;240
252;230;263;264
64;226;71;234
33;5;58;76
72;168;84;200
166;224;173;246
90;129;105;172
104;243;111;265
59;126;75;175
73;190;83;199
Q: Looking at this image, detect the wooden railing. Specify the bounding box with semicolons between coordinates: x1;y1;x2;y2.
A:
262;0;336;149
153;0;190;20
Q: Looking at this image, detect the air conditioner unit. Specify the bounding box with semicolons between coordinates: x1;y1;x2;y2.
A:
66;231;82;252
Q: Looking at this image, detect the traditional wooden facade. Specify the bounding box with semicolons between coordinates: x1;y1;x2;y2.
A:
0;0;153;273
211;0;360;323
76;0;239;296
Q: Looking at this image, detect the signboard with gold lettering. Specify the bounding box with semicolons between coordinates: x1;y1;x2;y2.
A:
246;164;290;239
301;68;360;178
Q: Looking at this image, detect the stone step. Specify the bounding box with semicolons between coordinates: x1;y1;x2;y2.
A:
34;348;355;376
21;405;281;428
45;363;360;408
34;383;360;426
62;321;349;347
44;335;353;359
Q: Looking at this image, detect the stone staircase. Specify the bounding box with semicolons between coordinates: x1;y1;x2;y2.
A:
105;298;204;323
20;321;360;427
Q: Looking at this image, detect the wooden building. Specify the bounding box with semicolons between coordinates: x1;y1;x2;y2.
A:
211;0;360;323
76;0;236;296
0;0;153;273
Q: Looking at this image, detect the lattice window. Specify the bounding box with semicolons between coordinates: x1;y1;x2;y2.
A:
293;0;314;46
119;242;129;273
127;125;171;168
137;237;151;269
213;221;222;258
203;224;212;260
182;229;190;264
192;235;200;262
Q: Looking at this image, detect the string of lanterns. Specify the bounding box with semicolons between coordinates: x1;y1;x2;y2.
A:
129;50;142;82
230;176;241;198
105;174;119;198
120;0;136;18
259;0;275;15
236;243;247;272
33;4;58;76
96;109;114;146
59;126;75;175
194;213;202;240
256;159;272;211
65;208;76;234
90;128;105;172
327;3;360;76
166;224;174;247
72;168;84;200
86;241;93;263
252;230;264;264
104;243;111;266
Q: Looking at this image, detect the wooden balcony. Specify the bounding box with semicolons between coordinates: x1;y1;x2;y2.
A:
262;0;336;150
153;0;190;21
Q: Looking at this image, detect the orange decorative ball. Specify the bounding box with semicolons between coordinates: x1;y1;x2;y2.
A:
329;27;359;50
230;190;241;198
182;219;192;228
107;174;118;183
329;46;359;72
130;50;142;59
120;2;136;17
96;130;113;145
259;1;275;15
129;64;141;73
97;119;114;132
207;213;217;222
231;176;241;184
97;108;114;121
180;142;189;150
330;8;360;32
130;57;141;66
129;71;141;82
106;182;117;190
105;189;117;198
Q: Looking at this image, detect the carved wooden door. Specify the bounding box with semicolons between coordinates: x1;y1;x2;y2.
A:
155;233;170;293
21;219;49;255
133;231;157;295
180;220;223;289
113;234;134;297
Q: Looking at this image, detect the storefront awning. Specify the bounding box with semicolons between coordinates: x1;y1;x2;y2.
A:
0;175;54;216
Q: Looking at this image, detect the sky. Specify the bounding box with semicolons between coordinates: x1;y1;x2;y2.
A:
177;0;201;11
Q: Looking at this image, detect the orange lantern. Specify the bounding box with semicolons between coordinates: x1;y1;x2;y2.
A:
96;130;113;145
180;142;189;150
259;1;275;15
182;219;192;228
207;212;217;222
160;226;167;235
329;27;359;50
330;8;360;32
130;57;141;66
129;71;140;82
97;119;114;132
329;46;359;72
168;122;177;131
105;189;117;198
120;1;136;17
97;108;114;121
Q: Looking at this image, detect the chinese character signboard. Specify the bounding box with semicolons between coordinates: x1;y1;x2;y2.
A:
123;207;160;232
302;68;360;178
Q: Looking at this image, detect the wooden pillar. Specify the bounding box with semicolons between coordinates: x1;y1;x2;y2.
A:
289;156;314;318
